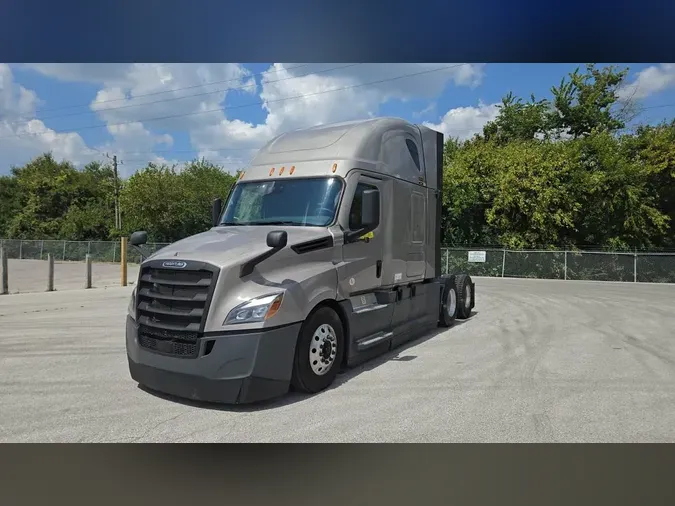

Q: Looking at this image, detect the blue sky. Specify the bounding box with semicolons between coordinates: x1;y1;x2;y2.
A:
1;63;674;177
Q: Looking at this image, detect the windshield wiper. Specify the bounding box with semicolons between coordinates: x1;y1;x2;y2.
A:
246;220;307;226
219;222;244;226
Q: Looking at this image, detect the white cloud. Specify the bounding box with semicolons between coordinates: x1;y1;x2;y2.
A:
0;64;99;173
88;63;255;129
10;63;487;175
22;63;134;85
280;63;485;99
189;63;485;161
95;122;175;178
423;101;500;140
16;63;255;171
617;63;675;101
84;63;258;169
0;65;39;119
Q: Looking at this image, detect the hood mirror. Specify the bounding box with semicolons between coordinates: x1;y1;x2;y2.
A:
129;231;148;246
129;231;150;261
266;230;288;249
239;230;288;278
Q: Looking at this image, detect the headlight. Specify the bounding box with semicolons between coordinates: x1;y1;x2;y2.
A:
223;293;284;325
128;286;137;320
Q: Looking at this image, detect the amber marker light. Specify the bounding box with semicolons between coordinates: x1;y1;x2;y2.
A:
265;294;283;320
289;166;296;175
331;163;338;173
269;167;275;176
279;166;285;175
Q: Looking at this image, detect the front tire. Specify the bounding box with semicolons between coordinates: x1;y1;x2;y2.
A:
291;307;345;394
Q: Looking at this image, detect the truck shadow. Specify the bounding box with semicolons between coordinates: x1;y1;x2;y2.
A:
139;311;478;413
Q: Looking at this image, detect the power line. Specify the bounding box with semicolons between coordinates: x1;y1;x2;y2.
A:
639;102;675;111
115;107;675;161
8;63;363;126
120;157;251;164
0;64;471;141
25;63;316;115
109;146;258;155
118;158;254;174
70;101;675;161
101;99;675;157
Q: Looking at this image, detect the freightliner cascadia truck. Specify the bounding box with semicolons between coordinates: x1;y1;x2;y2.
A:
125;117;475;404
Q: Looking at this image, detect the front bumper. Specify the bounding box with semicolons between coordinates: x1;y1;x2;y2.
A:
126;316;301;404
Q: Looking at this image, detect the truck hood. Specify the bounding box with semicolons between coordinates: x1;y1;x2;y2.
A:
146;225;333;269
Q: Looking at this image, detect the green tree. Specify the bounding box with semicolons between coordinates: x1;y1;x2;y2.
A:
120;163;188;242
441;137;498;246
442;63;669;250
444;137;584;249
622;121;675;247
483;92;551;144
6;155;118;240
568;131;668;250
178;159;238;234
59;161;118;241
7;154;83;239
548;63;629;138
0;175;21;237
120;159;237;243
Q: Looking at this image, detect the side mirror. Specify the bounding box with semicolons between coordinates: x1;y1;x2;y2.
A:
129;231;148;246
361;189;380;228
212;198;223;227
266;230;288;249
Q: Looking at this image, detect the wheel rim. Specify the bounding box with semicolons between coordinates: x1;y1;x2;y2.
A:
465;284;472;310
309;324;338;376
447;287;457;317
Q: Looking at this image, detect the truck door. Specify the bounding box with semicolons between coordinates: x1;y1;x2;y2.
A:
338;174;385;297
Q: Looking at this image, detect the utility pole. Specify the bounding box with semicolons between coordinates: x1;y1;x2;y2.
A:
106;153;122;231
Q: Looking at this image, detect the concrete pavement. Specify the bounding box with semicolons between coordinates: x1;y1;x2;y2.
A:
1;277;674;442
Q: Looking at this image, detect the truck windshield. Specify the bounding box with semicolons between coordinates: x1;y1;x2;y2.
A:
220;177;343;227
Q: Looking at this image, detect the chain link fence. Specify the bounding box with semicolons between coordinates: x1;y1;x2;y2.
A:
442;247;675;284
2;240;674;283
0;239;170;264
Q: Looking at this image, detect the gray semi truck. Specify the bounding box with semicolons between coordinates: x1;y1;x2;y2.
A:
125;117;475;404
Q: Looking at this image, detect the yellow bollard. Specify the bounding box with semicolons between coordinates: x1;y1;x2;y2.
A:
120;237;128;287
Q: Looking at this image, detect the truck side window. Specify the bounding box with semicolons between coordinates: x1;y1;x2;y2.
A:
405;139;421;171
349;182;379;230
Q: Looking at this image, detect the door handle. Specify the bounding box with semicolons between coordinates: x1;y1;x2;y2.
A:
376;260;382;278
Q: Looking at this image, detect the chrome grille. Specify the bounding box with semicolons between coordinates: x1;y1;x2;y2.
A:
135;260;219;358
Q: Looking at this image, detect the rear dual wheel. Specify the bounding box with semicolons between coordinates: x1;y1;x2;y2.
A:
439;276;458;327
455;273;474;320
439;273;474;327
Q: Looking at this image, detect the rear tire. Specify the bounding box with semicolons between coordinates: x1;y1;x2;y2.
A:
439;276;458;327
456;274;474;320
291;307;345;394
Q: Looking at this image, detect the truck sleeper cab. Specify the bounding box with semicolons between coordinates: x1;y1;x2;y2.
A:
126;117;476;404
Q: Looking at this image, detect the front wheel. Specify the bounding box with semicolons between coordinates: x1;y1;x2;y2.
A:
291;307;345;394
